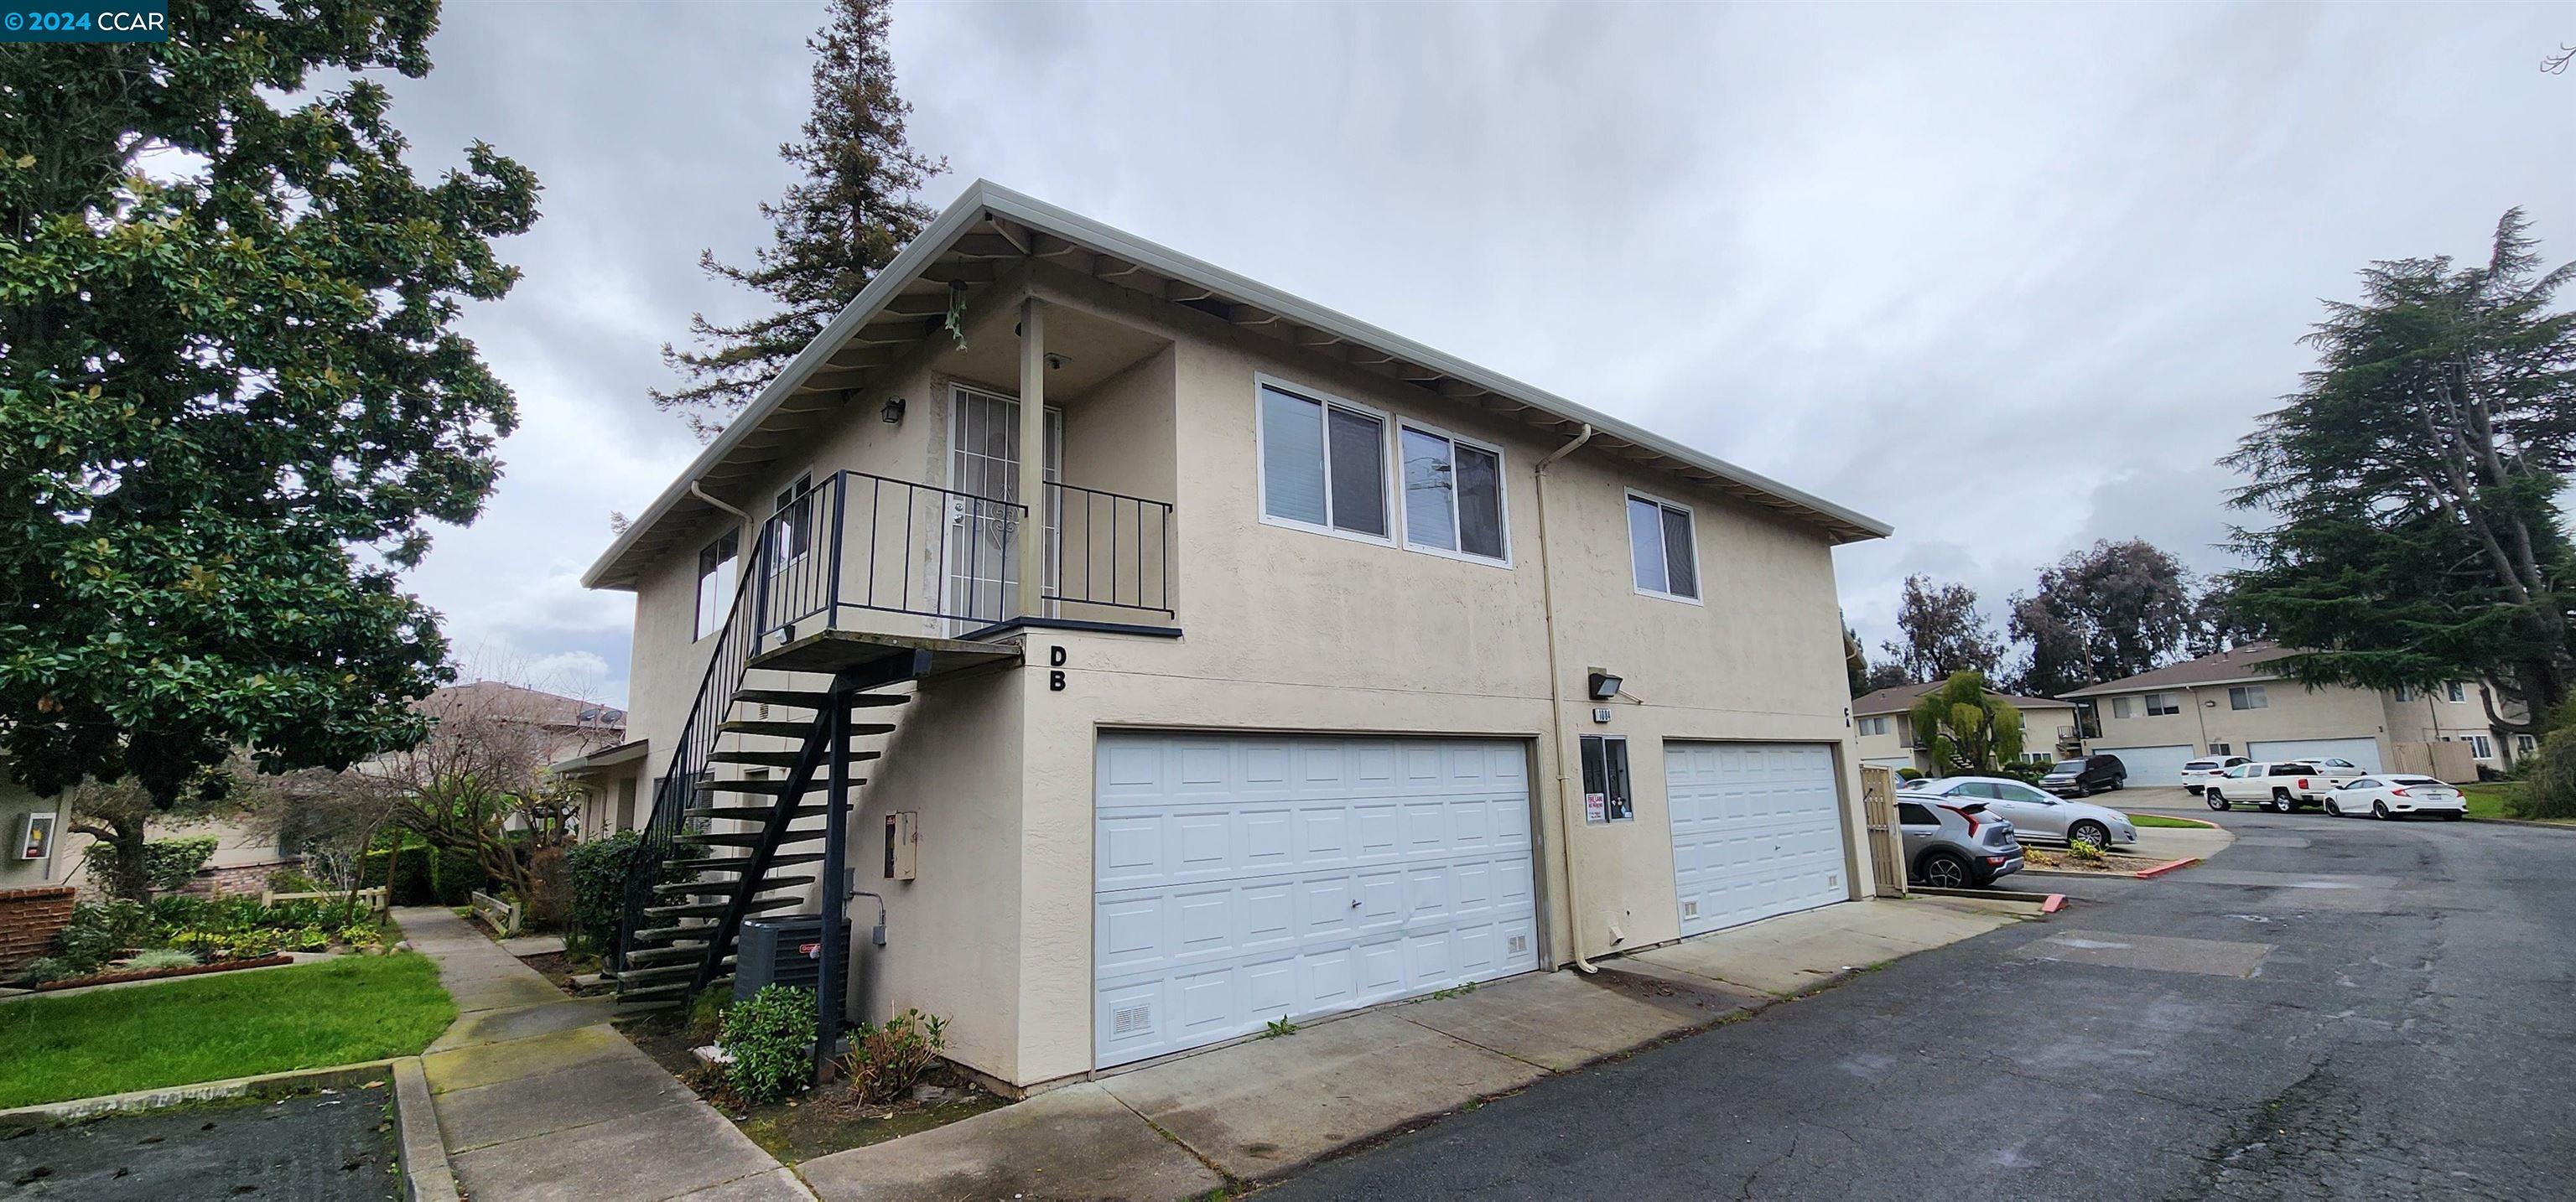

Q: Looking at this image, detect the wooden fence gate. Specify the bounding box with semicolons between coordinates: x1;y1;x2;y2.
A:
1860;764;1907;898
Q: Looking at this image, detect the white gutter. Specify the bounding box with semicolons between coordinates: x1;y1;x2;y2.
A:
1534;423;1597;973
688;481;748;523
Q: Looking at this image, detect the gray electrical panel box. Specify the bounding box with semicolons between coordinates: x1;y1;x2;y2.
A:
735;913;823;1003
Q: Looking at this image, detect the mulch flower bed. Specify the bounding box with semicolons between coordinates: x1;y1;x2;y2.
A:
31;954;296;992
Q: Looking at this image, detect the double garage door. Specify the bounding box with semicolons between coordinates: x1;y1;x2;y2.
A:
1090;733;1850;1069
2249;738;2382;773
2096;743;2196;787
1092;733;1540;1068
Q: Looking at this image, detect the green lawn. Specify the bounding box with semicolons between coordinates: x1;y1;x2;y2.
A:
2460;781;2519;819
0;953;455;1108
2126;813;2214;829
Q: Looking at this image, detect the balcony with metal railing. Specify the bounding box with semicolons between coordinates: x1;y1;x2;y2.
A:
750;469;1175;655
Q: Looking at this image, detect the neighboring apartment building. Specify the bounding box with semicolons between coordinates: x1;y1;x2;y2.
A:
2064;643;2516;785
580;181;1890;1093
1851;681;2081;774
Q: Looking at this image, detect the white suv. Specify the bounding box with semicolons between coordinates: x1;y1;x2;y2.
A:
2180;755;2250;795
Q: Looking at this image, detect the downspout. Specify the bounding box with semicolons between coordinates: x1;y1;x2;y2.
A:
689;481;750;524
1535;423;1597;973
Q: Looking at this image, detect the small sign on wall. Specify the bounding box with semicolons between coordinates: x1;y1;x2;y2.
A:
14;811;56;861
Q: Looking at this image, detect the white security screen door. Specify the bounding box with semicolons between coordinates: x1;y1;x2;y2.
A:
945;385;1061;628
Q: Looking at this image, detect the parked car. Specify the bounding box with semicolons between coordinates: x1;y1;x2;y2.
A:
1903;775;2140;847
2283;758;2370;804
2180;755;2251;795
2205;760;2323;812
1895;797;2025;888
2324;775;2468;821
2038;754;2127;797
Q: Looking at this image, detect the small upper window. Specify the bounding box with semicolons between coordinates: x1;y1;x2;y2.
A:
2229;685;2268;711
2445;681;2467;703
1627;494;1698;601
2111;697;2136;719
2144;692;2180;717
2392;684;2415;702
1259;383;1388;540
1400;424;1507;562
694;530;740;640
1859;715;1892;737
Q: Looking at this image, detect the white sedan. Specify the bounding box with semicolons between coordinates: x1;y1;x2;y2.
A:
2324;775;2468;821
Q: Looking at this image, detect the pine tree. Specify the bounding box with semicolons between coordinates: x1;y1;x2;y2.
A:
654;0;946;438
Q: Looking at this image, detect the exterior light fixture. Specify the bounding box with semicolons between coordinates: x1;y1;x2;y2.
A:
1587;671;1623;702
880;397;906;424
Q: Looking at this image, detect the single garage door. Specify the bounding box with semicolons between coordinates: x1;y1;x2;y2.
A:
2096;743;2195;786
1092;733;1540;1069
2250;738;2382;773
1666;743;1849;937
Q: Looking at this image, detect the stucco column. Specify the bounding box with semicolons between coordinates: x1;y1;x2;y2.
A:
1017;297;1046;619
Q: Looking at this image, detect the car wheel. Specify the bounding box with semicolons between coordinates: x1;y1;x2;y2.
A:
2207;790;2230;811
1916;850;1974;890
2269;789;2293;813
2110;778;2125;791
2372;800;2392;821
2325;798;2342;817
2069;820;2110;849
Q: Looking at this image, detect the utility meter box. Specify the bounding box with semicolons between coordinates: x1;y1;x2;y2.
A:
735;913;823;1003
13;811;55;861
883;812;917;881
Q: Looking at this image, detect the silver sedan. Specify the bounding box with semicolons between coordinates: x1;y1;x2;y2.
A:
1901;775;2142;848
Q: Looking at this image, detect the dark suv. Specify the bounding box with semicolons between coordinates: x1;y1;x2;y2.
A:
2038;754;2127;797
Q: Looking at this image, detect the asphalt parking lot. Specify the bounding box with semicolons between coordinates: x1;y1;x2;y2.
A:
0;1086;397;1201
1268;799;2575;1199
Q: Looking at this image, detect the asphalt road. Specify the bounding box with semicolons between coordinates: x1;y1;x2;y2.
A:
1265;800;2575;1200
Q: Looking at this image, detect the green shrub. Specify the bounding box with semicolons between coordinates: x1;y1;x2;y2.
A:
565;832;671;955
686;988;730;1044
429;847;491;907
2513;726;2576;821
837;1008;948;1105
11;957;68;986
55;900;158;973
1895;768;1924;781
267;868;320;894
143;837;222;893
125;949;200;971
361;844;439;906
719;984;816;1103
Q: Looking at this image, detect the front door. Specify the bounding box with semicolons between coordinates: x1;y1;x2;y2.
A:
945;385;1061;628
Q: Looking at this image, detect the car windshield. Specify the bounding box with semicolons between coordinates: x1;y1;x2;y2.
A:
2052;761;2085;773
2184;760;2217;770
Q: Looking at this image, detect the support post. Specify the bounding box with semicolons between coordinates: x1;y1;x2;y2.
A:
1016;297;1046;620
815;679;852;1080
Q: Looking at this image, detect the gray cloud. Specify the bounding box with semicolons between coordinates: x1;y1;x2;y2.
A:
366;2;2574;704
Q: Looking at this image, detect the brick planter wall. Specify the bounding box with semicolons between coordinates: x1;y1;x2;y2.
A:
0;886;77;971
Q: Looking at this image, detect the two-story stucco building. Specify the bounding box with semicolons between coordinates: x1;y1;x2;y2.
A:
579;182;1891;1093
1850;681;2082;774
2064;643;2517;785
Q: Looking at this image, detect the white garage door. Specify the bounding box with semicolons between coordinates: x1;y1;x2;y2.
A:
1666;743;1849;938
2096;743;2195;786
2250;738;2382;773
1092;733;1540;1069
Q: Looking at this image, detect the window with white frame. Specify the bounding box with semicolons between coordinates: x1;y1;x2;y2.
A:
2111;697;2136;719
2470;734;2494;759
2209;742;2232;755
2144;692;2180;717
2393;684;2415;702
2518;733;2537;754
693;530;739;640
2445;681;2467;703
2229;685;2268;710
1858;715;1892;737
1399;423;1508;562
1259;382;1388;539
1626;493;1698;600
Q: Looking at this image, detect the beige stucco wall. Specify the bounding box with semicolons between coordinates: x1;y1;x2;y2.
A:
2090;680;2398;761
607;274;1867;1089
1852;702;2075;773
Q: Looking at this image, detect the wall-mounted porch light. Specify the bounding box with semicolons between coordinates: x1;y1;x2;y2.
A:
880;396;906;424
1587;671;1624;702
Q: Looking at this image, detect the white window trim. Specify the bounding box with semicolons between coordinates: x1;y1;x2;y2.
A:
1394;416;1514;568
2143;691;2180;717
770;469;815;574
1252;373;1398;549
693;527;741;643
1625;487;1703;605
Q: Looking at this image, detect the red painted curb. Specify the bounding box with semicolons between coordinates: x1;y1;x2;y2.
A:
2132;856;2202;879
2040;894;2067;914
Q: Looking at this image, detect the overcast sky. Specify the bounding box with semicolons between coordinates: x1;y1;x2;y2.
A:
377;2;2574;707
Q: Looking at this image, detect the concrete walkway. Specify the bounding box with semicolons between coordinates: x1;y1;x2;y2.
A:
797;895;2028;1199
393;907;813;1201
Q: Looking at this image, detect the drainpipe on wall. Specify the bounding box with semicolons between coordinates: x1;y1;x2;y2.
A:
689;481;750;525
1534;423;1597;973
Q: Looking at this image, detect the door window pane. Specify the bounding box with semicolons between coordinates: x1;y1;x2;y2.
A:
1401;426;1457;551
1660;505;1698;598
1325;406;1388;537
1260;386;1327;526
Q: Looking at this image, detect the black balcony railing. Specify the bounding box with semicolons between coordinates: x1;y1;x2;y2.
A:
751;469;1174;646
